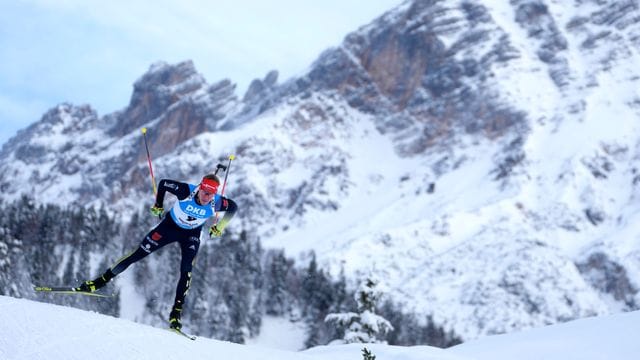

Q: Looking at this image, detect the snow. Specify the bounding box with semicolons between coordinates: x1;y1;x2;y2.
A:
451;309;640;360
115;269;147;322
245;316;307;351
2;295;640;360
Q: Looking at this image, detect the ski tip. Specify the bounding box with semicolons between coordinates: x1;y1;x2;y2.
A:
33;286;114;298
229;154;235;160
169;328;196;340
142;127;147;134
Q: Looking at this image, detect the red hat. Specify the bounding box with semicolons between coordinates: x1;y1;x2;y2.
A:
200;177;219;193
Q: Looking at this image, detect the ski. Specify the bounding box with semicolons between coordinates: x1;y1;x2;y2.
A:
33;286;113;298
169;328;196;340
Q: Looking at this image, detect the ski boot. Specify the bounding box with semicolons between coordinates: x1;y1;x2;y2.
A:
169;303;183;330
77;269;114;293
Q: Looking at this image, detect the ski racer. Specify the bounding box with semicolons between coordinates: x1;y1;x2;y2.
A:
77;174;237;331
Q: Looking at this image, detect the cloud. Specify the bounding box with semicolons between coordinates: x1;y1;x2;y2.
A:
0;0;404;145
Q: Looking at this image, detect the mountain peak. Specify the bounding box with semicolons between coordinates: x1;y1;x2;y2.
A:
107;60;208;137
138;60;203;89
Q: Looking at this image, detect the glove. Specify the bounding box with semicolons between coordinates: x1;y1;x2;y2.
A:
209;225;223;238
150;205;164;218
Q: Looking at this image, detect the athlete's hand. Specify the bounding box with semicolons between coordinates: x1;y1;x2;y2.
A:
209;225;223;238
150;205;164;218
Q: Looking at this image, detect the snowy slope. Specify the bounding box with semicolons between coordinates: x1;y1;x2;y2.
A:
2;295;640;360
0;295;460;360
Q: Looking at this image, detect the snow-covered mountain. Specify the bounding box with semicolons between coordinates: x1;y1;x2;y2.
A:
2;0;640;342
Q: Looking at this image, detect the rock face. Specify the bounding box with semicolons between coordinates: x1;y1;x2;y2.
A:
110;61;239;158
1;0;640;341
296;1;529;156
110;61;206;136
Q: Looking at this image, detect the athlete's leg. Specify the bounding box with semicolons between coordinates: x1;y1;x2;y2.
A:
169;235;201;329
79;223;174;292
111;228;171;274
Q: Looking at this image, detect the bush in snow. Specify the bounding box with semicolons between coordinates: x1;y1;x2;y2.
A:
325;277;394;344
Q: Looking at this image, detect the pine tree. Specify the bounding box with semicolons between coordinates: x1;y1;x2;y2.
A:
362;347;376;360
264;249;293;316
325;277;394;344
0;227;30;297
0;232;11;295
378;300;462;347
188;230;264;342
301;252;343;347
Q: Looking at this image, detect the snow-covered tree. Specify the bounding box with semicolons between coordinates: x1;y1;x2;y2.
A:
325;277;394;344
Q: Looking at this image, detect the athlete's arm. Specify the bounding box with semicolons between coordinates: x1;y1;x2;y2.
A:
154;179;191;207
213;196;238;230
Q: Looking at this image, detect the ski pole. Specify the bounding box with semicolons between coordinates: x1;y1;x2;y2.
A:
219;154;235;196
141;128;158;196
213;154;235;225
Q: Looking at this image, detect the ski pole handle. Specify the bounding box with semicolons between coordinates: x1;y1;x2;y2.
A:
214;163;227;176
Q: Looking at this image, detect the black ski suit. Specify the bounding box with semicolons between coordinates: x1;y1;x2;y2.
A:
109;179;237;307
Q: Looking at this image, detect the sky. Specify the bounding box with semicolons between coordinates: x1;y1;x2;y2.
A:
0;0;405;146
2;294;640;359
